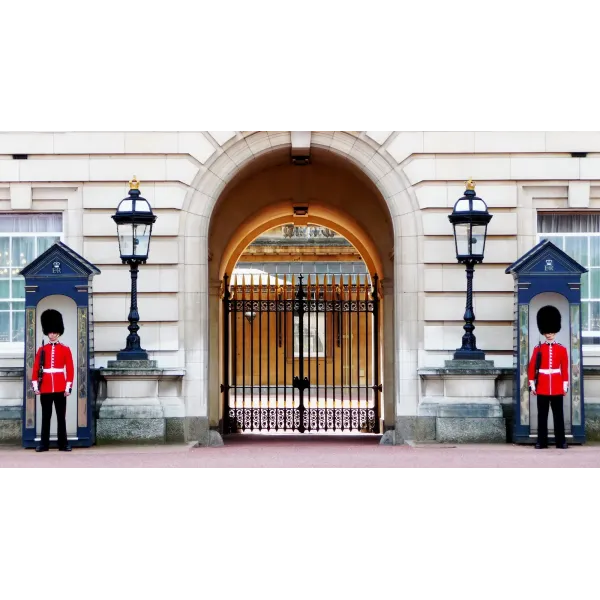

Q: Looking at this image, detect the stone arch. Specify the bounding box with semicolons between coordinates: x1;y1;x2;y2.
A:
180;132;422;442
218;200;385;282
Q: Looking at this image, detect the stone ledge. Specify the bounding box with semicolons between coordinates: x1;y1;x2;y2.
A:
420;401;503;418
99;367;186;378
419;367;510;377
421;366;600;376
0;406;21;420
107;359;158;369
0;368;24;378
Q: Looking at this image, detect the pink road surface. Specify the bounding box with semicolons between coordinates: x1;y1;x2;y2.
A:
1;435;600;467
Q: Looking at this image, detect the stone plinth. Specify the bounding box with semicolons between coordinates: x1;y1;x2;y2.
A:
97;360;186;444
0;368;24;445
415;359;506;443
582;367;600;441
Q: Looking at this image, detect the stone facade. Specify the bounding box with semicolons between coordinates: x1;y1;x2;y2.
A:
2;131;600;444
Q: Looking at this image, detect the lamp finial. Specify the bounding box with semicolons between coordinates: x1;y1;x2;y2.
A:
465;178;476;191
129;176;140;190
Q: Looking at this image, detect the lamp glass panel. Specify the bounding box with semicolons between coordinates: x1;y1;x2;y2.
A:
471;198;487;211
454;199;471;212
117;222;134;257
454;223;470;257
471;224;487;257
135;199;152;213
133;223;151;258
119;199;134;212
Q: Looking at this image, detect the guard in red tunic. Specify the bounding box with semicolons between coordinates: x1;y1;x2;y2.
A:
528;305;569;449
31;309;74;452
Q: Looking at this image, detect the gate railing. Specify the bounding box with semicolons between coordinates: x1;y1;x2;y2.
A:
221;272;382;434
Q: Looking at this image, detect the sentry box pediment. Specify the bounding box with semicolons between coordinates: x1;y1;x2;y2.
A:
20;241;100;280
506;239;588;279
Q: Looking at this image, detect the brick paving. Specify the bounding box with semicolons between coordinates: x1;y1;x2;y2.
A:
1;435;600;467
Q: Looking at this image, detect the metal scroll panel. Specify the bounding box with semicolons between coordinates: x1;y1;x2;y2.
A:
222;273;381;434
519;304;530;426
570;303;581;427
25;307;36;429
77;307;88;428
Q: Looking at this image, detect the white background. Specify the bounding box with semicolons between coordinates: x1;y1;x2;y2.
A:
1;0;599;599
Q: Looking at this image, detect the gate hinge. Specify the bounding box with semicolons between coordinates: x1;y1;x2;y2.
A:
371;384;383;392
220;384;232;393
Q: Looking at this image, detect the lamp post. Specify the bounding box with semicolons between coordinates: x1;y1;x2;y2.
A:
112;177;157;361
448;179;493;360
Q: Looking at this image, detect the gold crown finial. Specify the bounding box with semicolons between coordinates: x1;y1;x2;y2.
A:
466;178;476;191
129;176;140;190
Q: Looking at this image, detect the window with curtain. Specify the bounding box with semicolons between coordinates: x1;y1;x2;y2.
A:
0;214;62;344
538;213;600;346
293;313;326;358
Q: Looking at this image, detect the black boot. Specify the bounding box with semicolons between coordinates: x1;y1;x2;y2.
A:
59;444;72;452
35;445;49;452
556;443;568;449
535;442;548;449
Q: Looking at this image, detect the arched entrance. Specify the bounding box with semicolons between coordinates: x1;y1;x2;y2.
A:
205;145;396;437
220;208;384;434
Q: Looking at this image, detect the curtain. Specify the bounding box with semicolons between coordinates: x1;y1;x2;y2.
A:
538;213;600;233
0;213;62;233
11;237;36;270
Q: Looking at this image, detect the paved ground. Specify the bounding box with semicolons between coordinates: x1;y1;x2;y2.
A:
1;435;600;467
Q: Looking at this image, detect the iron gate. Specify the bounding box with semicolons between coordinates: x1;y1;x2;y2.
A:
221;272;382;433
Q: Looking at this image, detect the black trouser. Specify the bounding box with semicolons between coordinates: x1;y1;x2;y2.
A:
40;392;68;449
537;394;566;447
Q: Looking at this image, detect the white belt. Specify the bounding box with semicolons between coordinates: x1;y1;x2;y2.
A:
539;369;561;374
43;368;64;373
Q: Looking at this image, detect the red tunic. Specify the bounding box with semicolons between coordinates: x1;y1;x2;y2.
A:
32;342;74;394
528;341;569;396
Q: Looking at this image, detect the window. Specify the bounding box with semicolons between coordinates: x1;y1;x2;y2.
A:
293;313;326;358
538;213;600;346
0;214;62;344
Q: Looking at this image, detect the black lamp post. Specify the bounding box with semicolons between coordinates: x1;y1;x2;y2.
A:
448;179;493;360
112;177;157;361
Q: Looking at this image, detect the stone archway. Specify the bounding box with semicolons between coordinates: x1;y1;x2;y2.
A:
180;133;421;444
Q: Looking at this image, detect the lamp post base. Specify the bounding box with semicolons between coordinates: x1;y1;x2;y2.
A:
116;350;150;361
453;349;486;361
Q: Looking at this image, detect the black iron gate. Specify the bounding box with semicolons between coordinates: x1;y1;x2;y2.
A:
221;272;382;434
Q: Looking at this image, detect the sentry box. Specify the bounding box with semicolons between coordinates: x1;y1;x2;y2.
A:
20;242;100;448
506;239;587;444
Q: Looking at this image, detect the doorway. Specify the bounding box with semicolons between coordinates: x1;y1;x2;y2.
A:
221;225;382;433
205;147;396;437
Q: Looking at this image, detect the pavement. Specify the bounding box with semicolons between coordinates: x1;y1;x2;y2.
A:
1;435;600;467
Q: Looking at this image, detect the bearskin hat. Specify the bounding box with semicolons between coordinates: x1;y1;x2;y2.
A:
41;309;64;336
537;305;561;335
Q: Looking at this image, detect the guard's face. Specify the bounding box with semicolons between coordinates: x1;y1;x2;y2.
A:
48;332;60;342
544;332;556;342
